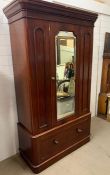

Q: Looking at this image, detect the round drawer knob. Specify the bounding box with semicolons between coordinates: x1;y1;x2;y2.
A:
76;128;83;133
53;139;59;144
51;77;55;80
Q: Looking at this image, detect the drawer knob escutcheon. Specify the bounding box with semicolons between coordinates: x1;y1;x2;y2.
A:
53;139;59;144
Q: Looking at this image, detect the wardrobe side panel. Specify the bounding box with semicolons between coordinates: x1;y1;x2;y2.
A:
9;19;32;132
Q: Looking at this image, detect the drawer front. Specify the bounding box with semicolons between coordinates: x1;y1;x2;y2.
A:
38;119;90;162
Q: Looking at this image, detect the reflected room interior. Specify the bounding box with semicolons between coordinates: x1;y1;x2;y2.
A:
56;31;76;120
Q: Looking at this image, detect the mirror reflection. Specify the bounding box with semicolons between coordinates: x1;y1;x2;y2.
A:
56;31;76;120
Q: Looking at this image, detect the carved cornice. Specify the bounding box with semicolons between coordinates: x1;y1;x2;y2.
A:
3;0;97;25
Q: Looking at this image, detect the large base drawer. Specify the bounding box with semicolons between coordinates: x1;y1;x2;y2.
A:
37;118;90;162
18;116;91;173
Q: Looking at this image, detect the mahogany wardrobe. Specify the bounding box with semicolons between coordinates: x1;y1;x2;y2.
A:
4;0;97;173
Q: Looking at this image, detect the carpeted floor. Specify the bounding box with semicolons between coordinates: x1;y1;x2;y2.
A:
0;117;110;175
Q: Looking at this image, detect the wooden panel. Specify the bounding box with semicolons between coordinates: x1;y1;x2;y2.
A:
81;27;93;113
98;93;107;115
104;33;110;57
28;19;52;133
101;59;110;93
9;19;32;132
83;33;90;111
18;124;33;163
34;28;47;128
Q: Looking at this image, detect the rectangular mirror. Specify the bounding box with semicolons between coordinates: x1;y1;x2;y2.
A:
56;31;76;120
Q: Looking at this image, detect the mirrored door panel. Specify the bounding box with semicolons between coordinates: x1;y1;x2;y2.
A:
56;31;76;120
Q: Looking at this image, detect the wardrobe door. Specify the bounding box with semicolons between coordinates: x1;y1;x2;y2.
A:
28;19;52;133
49;22;80;126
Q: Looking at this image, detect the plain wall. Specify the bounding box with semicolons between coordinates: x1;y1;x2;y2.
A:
0;0;110;161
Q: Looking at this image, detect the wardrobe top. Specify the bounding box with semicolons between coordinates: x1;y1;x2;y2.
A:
3;0;98;25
